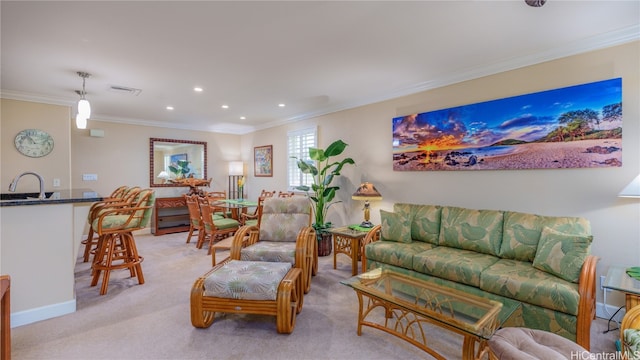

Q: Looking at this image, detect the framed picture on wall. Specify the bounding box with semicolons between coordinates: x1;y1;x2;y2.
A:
254;145;273;177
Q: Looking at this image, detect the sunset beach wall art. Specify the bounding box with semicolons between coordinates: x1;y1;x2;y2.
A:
392;78;622;171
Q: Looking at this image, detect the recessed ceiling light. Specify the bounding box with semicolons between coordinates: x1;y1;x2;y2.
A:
221;105;229;109
166;106;174;110
278;103;286;107
240;116;246;120
194;87;203;92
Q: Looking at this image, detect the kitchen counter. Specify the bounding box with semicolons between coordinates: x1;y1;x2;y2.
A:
0;189;103;207
0;188;102;326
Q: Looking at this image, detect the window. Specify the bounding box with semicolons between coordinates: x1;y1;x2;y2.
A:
287;127;317;189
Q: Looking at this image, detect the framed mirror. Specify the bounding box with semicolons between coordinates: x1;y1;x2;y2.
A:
150;138;207;187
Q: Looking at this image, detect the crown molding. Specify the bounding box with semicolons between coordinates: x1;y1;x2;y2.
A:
3;24;638;136
262;24;640;130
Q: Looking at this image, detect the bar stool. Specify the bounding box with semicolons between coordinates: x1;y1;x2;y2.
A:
81;186;141;262
90;189;155;295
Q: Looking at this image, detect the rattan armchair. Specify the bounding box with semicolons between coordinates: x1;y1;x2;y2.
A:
230;196;315;293
621;304;640;359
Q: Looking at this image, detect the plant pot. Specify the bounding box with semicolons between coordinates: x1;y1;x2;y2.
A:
317;231;332;257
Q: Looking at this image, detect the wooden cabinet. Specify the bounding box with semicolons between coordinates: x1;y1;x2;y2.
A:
152;196;190;235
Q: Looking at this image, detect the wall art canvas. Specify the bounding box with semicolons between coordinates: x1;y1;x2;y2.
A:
254;145;273;177
393;78;622;171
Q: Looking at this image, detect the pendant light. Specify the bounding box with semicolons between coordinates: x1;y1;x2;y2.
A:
75;71;91;129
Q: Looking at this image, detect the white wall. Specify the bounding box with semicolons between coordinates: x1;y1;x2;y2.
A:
242;42;640;307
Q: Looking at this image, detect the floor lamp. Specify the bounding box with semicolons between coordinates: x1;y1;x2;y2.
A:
228;161;244;200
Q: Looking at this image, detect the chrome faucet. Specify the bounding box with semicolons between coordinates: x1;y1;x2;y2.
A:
9;171;46;199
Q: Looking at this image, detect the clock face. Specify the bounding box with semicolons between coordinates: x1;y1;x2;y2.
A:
14;129;54;158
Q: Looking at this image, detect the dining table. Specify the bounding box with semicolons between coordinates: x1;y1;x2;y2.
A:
209;199;258;220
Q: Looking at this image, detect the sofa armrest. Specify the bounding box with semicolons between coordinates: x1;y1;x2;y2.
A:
576;254;600;351
361;225;381;271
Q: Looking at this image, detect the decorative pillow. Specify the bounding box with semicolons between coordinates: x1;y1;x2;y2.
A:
380;209;411;243
532;226;593;283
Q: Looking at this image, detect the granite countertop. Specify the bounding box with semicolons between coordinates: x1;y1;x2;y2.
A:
0;189;103;207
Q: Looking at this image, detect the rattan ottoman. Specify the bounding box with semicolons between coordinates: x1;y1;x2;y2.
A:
190;259;303;334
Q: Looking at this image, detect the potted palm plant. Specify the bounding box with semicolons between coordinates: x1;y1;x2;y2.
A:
168;159;191;179
294;139;355;256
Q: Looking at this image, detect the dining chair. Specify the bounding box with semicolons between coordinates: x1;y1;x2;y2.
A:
206;191;232;218
230;196;315;293
90;189;155;295
81;186;141;262
277;191;295;198
184;194;204;244
197;196;240;254
240;190;275;226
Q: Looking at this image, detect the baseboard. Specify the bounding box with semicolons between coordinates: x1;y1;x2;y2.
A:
11;299;76;328
596;300;625;323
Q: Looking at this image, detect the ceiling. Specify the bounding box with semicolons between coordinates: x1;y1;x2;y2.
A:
1;1;639;135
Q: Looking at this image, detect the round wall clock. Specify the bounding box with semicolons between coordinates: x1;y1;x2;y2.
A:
14;129;54;158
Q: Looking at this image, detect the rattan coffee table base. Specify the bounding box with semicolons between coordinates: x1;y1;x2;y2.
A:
190;259;303;334
355;293;493;360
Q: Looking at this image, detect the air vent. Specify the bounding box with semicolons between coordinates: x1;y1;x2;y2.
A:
108;85;142;96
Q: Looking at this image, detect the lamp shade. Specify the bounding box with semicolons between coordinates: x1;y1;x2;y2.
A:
78;98;91;118
352;182;382;200
75;113;87;129
228;161;244;176
619;174;640;198
157;171;170;180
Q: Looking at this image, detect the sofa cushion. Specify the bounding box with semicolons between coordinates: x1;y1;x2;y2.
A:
532;227;592;283
412;247;500;287
394;203;441;244
519;303;577;341
365;240;435;269
500;211;592;263
480;259;580;316
439;206;504;256
380;210;412;243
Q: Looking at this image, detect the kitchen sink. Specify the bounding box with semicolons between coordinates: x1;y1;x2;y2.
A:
0;192;54;200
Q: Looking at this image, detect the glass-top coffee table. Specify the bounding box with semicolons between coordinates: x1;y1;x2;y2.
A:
341;268;521;360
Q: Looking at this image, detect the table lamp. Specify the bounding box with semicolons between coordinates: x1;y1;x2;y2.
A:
619;174;640;198
157;171;170;184
352;182;382;228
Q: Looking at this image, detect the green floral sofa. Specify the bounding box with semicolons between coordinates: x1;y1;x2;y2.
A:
362;203;599;350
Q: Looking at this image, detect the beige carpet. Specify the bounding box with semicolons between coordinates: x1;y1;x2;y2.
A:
12;232;619;359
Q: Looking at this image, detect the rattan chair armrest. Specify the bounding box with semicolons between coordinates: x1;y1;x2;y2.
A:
576;254;600;351
229;226;258;259
360;225;381;272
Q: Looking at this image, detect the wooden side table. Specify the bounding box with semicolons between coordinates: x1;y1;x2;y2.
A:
329;226;370;276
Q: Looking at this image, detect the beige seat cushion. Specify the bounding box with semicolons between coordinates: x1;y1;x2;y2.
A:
489;327;589;360
203;260;292;301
